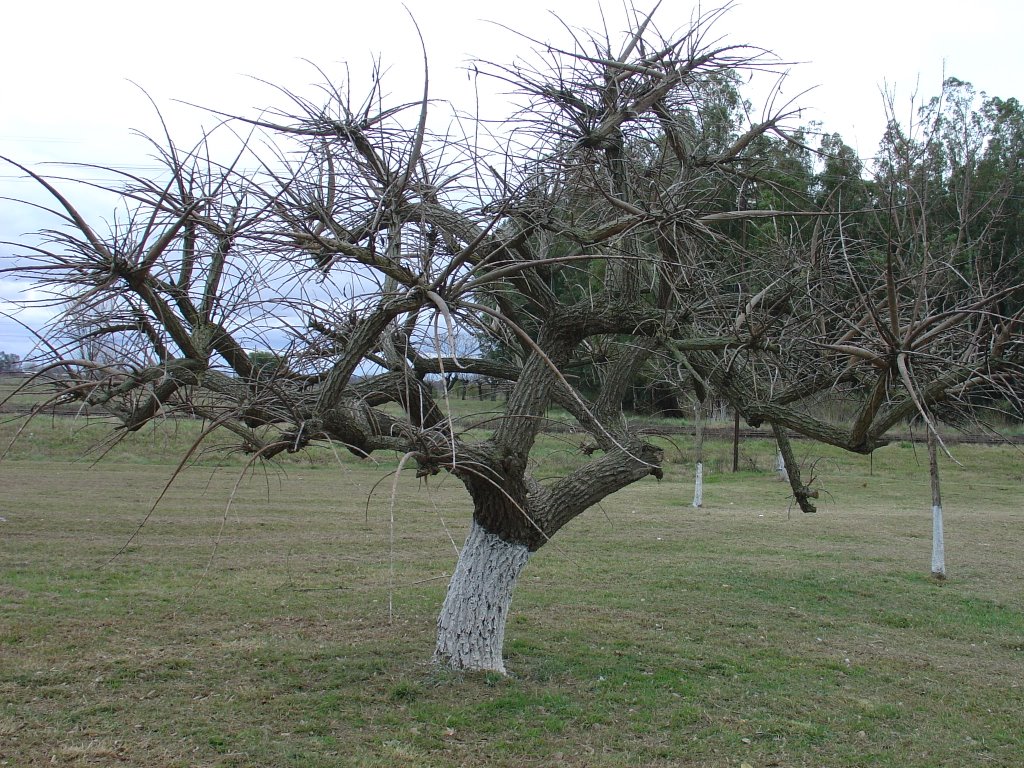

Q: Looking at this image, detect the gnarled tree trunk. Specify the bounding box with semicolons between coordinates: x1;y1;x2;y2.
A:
432;433;663;674
434;519;531;674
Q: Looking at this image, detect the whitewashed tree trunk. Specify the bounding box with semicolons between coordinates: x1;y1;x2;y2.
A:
775;447;789;482
692;399;705;508
927;426;947;579
692;462;704;508
434;519;531;674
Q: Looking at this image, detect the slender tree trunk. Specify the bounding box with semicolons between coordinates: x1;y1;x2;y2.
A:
434;519;531;674
692;399;705;508
734;193;748;477
927;426;947;579
732;407;740;472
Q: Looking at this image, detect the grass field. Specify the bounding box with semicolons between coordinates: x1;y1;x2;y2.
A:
1;405;1023;766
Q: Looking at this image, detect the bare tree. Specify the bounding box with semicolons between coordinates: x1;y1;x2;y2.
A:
2;6;1021;673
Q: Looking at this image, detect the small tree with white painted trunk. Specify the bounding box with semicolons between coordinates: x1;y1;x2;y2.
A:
4;6;1021;673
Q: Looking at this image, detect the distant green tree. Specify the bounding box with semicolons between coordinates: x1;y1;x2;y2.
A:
976;95;1024;305
248;351;284;381
874;78;1024;295
0;352;22;374
816;132;873;238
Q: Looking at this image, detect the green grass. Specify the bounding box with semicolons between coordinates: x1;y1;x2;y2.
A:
1;414;1023;766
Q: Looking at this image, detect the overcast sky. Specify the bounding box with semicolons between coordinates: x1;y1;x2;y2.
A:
1;0;1020;357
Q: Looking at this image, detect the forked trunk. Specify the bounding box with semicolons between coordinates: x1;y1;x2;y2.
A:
434;519;531;674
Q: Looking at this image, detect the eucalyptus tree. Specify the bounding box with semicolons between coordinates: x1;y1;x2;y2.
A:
3;7;1021;673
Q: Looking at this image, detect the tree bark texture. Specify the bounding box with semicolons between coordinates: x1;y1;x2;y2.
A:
434;519;531;674
772;423;817;513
